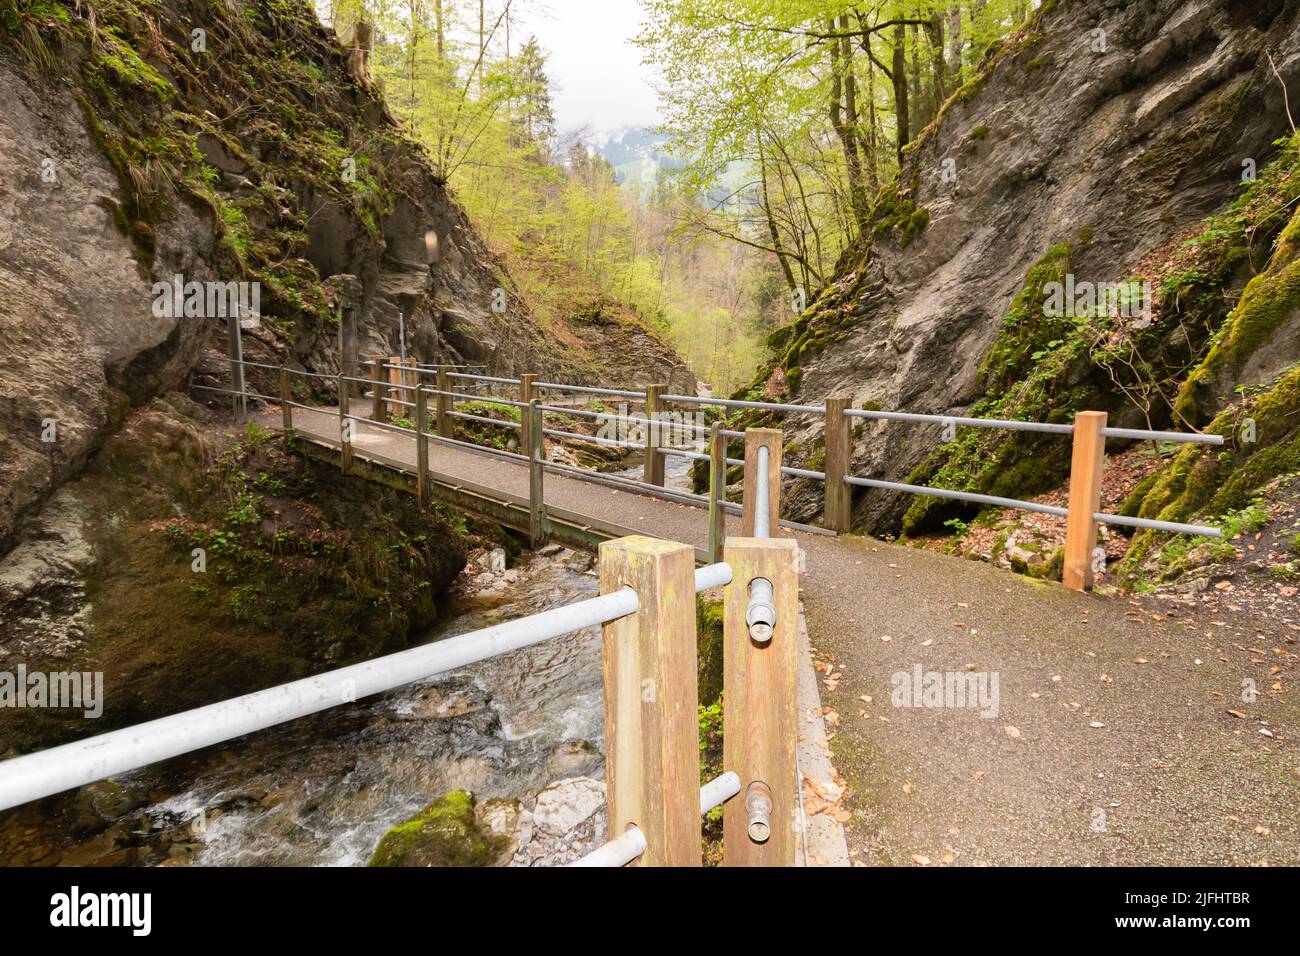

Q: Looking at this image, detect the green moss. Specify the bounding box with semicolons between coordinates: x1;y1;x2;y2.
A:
978;241;1072;392
696;596;724;707
970;124;990;141
368;791;507;867
1175;206;1300;424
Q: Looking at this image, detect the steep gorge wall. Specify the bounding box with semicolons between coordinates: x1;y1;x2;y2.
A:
0;0;692;550
765;0;1300;533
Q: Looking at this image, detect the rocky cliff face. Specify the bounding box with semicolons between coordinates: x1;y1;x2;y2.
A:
767;0;1300;533
0;0;692;550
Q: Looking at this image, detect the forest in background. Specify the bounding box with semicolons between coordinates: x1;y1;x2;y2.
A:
321;0;1035;392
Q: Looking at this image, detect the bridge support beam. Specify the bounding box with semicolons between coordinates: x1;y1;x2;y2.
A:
722;535;800;866
707;423;727;564
742;429;783;536
643;384;666;487
369;356;384;421
599;535;701;867
528;400;547;547
824;397;852;534
1064;410;1107;591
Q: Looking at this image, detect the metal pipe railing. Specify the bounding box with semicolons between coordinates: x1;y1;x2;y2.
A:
536;382;646;400
845;407;1074;435
570;771;741;867
753;445;771;539
0;563;733;811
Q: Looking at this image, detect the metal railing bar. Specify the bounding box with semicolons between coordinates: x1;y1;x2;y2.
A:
1094;512;1222;537
0;587;644;811
663;394;824;415
754;446;772;538
535;382;647;400
783;466;826;481
449;411;522;430
570;771;741;867
446;371;522;385
845;407;1074;435
283;368;339;382
230;359;284;372
1100;426;1225;445
453;394;527;408
543;428;641;450
844;474;1069;517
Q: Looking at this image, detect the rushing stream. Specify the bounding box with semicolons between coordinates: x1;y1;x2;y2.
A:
1;550;609;867
0;452;704;867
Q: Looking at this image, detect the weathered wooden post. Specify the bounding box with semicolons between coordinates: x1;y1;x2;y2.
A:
1064;410;1108;591
643;384;666;486
226;316;246;423
599;535;702;867
707;422;726;564
724;426;799;866
387;355;402;419
415;385;429;508
742;428;783;536
435;364;452;437
338;374;353;474
823;396;852;534
279;367;293;449
520;373;538;459
369;356;385;421
528;399;546;547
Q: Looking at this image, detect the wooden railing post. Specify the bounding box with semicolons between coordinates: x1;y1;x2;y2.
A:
742;428;783;536
369;356;384;421
707;422;726;564
643;384;666;486
722;533;800;866
435;365;452;437
599;535;701;867
280;367;293;448
520;373;538;459
415;385;429;508
528;399;546;547
823;396;851;534
387;355;402;419
227;316;246;423
1064;410;1107;591
338;374;353;474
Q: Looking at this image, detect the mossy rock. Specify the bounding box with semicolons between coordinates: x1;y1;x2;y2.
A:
368;791;508;867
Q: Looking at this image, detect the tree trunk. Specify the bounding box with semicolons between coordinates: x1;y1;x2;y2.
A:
829;16;869;231
891;23;910;165
756;128;798;294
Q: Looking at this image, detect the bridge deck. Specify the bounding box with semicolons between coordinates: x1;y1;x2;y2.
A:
266;405;1299;866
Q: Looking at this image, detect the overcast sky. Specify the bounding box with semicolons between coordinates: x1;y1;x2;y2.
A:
513;0;662;133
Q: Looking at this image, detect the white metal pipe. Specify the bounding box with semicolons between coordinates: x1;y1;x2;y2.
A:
1101;426;1224;445
1094;511;1222;538
570;771;741;867
845;407;1074;435
0;588;640;811
754;445;771;539
695;562;734;591
700;770;741;814
569;826;647;867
